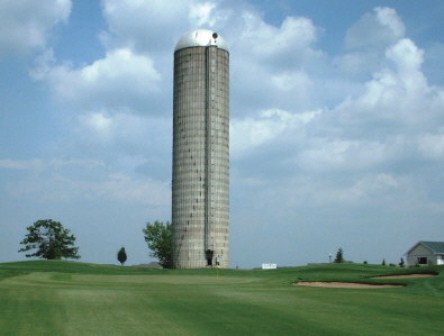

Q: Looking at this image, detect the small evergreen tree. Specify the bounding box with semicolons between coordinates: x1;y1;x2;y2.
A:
382;259;386;266
334;248;344;263
117;247;127;266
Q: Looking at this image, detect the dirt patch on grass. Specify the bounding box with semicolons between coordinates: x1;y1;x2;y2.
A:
373;273;436;280
295;273;437;288
296;281;404;289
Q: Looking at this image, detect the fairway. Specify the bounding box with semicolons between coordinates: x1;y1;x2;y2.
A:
0;261;443;335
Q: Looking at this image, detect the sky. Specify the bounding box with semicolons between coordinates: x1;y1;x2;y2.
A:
1;0;444;268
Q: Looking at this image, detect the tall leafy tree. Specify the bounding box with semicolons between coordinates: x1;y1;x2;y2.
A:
143;221;173;268
19;219;80;259
117;247;127;266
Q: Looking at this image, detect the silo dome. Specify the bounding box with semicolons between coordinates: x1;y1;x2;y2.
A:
175;29;229;52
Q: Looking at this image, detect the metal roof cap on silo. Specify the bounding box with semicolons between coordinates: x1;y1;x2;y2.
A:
175;29;229;52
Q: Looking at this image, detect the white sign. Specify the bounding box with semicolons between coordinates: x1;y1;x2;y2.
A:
261;263;277;270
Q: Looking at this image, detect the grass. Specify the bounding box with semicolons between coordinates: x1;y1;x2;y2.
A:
0;261;443;335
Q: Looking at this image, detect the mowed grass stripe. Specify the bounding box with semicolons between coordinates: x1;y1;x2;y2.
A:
0;286;66;335
58;289;191;335
1;273;209;335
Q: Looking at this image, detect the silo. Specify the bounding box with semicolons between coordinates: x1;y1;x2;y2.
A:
172;30;229;268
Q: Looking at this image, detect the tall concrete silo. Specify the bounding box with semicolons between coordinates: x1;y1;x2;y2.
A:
172;29;229;268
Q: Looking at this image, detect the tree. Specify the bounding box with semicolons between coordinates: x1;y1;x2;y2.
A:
117;247;127;266
143;221;173;268
399;257;405;268
19;219;80;260
334;248;344;263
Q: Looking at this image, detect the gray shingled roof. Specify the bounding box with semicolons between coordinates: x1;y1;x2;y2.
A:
418;241;444;254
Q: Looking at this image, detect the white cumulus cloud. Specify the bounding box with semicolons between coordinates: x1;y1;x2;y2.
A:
0;0;71;57
101;0;217;53
190;2;217;26
35;48;161;111
346;6;405;50
231;109;319;156
418;133;444;159
338;7;406;76
238;13;319;66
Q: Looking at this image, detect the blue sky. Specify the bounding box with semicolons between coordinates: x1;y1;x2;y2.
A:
1;0;444;268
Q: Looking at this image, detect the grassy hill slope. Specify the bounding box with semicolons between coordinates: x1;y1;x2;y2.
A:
0;261;443;335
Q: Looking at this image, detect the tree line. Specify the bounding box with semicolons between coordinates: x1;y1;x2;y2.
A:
19;220;407;268
19;219;173;268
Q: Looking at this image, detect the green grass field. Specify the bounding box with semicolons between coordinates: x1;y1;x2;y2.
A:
0;261;443;335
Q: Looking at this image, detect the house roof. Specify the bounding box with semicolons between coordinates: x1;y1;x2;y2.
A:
407;241;444;255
